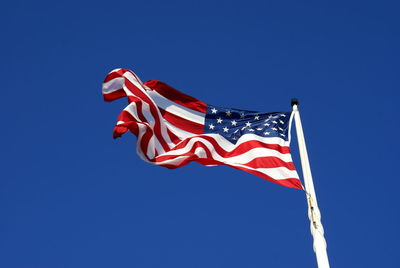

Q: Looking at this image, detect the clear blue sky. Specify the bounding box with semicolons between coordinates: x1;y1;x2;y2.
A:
1;0;399;267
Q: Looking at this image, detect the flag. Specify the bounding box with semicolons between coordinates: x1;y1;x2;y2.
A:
102;68;302;189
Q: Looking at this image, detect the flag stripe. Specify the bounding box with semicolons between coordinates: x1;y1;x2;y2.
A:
102;77;125;94
103;68;124;83
103;88;125;102
144;80;207;113
159;108;204;134
147;90;205;124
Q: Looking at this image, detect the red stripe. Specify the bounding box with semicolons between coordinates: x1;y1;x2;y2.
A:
103;89;126;102
103;69;126;83
144;80;207;114
113;110;137;138
227;165;302;189
241;156;296;170
113;121;139;138
160;108;204;134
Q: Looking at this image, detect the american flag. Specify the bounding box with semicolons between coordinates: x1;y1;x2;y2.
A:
102;68;302;189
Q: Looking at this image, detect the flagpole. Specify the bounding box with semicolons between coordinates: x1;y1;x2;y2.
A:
291;99;330;268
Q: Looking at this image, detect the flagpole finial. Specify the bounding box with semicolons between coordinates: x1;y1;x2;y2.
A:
291;98;299;107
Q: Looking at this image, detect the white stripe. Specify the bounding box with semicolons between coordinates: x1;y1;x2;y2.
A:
232;133;290;147
102;77;124;94
157;155;189;166
140;102;155;127
146;135;156;159
226;147;292;163
135;124;150;161
230;164;299;181
147;90;205;125
124;71;146;90
110;68;122;73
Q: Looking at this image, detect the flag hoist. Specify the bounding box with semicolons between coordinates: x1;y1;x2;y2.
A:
291;99;330;268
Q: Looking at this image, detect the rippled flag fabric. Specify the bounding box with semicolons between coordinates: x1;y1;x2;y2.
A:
102;68;302;189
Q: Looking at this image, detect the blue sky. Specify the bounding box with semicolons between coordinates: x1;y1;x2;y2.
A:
1;0;399;267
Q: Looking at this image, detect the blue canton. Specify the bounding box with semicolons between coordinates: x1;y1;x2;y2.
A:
204;105;292;144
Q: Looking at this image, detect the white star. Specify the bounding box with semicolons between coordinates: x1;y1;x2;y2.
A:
280;114;286;117
249;129;255;132
240;113;246;118
279;120;284;124
231;120;237;126
254;115;260;120
225;110;232;116
272;120;278;124
209;124;215;130
223;127;229;132
264;131;270;135
272;127;277;131
264;123;270;127
278;127;283;131
280;133;286;137
211;108;218;114
217;118;223;124
245;122;251;127
256;128;262;131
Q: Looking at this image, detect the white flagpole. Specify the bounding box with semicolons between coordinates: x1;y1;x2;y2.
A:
291;99;330;268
